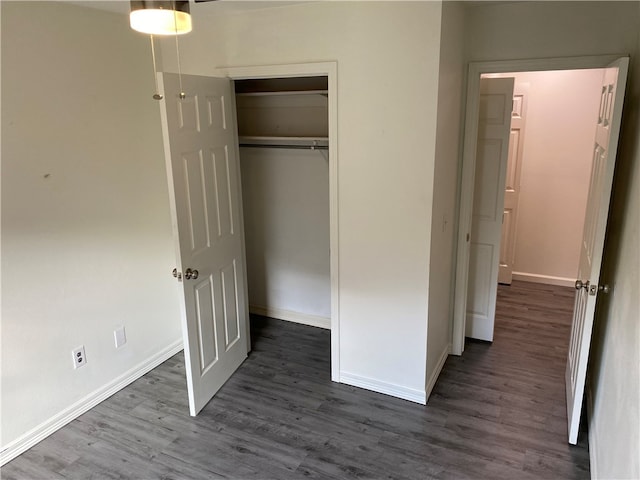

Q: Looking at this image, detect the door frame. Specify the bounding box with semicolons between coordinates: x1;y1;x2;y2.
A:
452;55;623;356
215;62;340;381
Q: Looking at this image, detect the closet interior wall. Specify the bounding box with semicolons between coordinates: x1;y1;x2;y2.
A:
235;77;331;329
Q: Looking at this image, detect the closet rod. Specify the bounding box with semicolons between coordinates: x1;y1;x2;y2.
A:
238;136;329;150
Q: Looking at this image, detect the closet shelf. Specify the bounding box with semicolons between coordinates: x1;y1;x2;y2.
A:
236;90;328;98
239;136;329;150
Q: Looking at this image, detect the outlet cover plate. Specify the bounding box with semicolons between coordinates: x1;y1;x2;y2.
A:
72;346;86;369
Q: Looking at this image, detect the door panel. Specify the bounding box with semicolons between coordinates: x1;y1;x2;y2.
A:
213;147;234;236
194;277;218;371
183;151;212;253
565;58;629;445
468;243;493;316
222;261;240;349
159;73;249;416
499;83;528;285
474;139;504;219
466;77;514;341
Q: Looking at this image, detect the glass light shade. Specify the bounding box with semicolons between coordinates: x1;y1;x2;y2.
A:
130;1;192;35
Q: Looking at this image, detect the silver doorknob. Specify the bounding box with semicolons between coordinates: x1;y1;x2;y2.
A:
184;268;199;280
172;268;182;280
575;280;590;290
598;284;611;294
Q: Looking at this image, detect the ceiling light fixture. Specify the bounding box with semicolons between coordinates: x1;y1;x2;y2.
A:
130;1;192;36
130;1;192;100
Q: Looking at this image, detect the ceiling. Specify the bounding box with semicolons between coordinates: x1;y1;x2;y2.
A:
73;0;524;16
73;0;311;16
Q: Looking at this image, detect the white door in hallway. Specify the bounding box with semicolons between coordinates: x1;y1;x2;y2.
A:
466;77;514;341
566;58;629;445
159;73;249;416
498;83;528;285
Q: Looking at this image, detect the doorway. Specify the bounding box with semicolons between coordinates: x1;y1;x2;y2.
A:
219;62;340;380
452;56;629;445
452;55;626;356
234;76;331;329
463;67;605;340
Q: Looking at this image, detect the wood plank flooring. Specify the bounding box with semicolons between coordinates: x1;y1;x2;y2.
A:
2;281;590;479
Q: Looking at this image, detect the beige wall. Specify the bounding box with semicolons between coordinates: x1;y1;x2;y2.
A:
467;2;639;477
237;92;331;324
1;2;182;459
240;147;331;322
160;1;443;400
427;0;465;395
589;5;640;477
466;1;637;63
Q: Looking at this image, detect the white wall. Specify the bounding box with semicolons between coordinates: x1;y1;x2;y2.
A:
491;70;604;285
427;1;465;396
240;147;331;324
236;92;328;137
466;1;638;63
589;5;640;477
1;2;182;462
237;91;331;325
160;1;443;401
466;1;639;477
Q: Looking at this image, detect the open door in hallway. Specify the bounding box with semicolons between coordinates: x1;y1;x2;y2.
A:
566;57;629;445
159;73;250;416
466;77;514;341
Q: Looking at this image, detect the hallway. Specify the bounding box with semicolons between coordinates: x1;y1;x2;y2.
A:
431;280;589;478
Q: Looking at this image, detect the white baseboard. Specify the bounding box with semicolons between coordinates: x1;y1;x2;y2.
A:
512;272;575;288
426;343;450;400
339;371;426;405
0;339;183;466
250;305;330;330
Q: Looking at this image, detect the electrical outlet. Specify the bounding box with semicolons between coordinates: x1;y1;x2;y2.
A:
114;326;127;348
72;346;86;369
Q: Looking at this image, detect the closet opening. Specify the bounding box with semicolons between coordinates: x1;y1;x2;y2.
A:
234;76;332;351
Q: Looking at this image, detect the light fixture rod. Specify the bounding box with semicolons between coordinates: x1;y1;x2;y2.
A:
173;1;186;99
149;35;163;100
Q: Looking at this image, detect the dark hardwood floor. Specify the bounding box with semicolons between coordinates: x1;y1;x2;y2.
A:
2;281;590;479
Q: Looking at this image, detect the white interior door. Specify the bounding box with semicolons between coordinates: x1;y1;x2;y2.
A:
466;77;514;341
498;82;528;285
566;58;628;445
159;73;249;416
